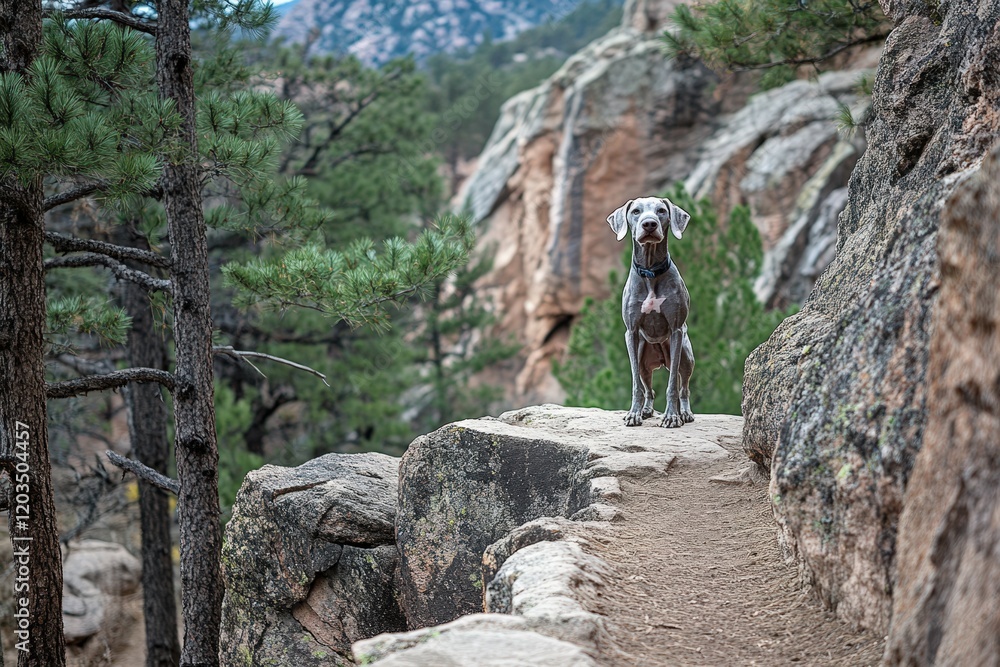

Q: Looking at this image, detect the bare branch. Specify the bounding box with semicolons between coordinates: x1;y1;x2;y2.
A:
44;182;107;211
51;8;157;35
105;451;179;495
45;252;172;293
47;368;176;398
213;345;330;386
45;231;171;268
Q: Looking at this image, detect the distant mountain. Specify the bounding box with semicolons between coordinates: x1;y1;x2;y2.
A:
274;0;301;17
272;0;588;66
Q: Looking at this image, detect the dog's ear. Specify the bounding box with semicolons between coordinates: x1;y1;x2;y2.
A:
664;198;691;240
607;200;633;242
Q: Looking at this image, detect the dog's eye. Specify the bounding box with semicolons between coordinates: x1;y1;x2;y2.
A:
631;210;639;216
657;208;667;215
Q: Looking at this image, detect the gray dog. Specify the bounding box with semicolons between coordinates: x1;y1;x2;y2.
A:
607;197;695;428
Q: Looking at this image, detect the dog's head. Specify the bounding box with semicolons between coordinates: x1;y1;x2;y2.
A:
607;197;690;245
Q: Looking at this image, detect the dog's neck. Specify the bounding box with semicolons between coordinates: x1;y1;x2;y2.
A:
633;239;671;279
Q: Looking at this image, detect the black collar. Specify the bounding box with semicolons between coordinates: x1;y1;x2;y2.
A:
633;254;672;279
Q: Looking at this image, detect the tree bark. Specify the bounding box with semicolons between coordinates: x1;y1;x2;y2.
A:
155;0;223;664
115;223;181;667
0;1;67;665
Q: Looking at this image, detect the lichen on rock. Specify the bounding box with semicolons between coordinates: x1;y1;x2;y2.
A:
742;0;1000;634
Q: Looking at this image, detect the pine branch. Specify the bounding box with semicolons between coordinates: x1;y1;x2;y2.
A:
45;231;171;268
46;368;176;398
51;8;157;35
212;345;330;386
729;32;890;71
105;450;179;495
45;253;172;293
44;182;107;211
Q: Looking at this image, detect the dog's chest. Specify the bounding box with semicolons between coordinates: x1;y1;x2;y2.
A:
640;288;667;314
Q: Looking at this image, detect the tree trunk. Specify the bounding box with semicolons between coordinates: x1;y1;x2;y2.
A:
0;2;67;665
155;0;222;664
115;224;181;667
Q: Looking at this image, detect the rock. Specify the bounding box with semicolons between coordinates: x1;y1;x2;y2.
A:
396;418;591;628
883;141;1000;665
742;1;1000;634
621;0;682;32
292;545;406;657
354;614;598;667
486;541;612;652
481;517;612;593
62;540;140;644
220;452;404;666
396;406;732;627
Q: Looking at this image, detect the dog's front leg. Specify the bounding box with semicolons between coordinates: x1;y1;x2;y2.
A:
661;328;684;428
624;327;645;426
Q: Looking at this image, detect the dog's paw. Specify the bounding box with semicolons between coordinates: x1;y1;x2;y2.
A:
624;411;644;427
641;405;655;419
660;414;684;428
681;410;694;423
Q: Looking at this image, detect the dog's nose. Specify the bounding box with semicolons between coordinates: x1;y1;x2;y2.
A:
641;219;658;231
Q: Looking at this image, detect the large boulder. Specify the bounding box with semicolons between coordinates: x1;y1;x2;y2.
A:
883;141;1000;665
220;452;405;666
742;1;1000;634
396;418;592;628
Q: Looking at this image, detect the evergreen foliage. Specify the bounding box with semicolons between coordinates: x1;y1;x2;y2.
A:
46;295;131;347
0;18;175;202
663;0;889;88
554;185;796;415
222;214;474;329
260;50;443;239
417;249;521;429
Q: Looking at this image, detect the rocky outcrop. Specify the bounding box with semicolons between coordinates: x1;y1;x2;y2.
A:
220;452;404;666
355;406;738;666
883;141;1000;665
221;408;732;666
458;0;874;405
742;0;1000;635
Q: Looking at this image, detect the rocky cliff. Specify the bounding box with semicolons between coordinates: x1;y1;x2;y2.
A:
883;139;1000;667
742;0;1000;636
457;0;875;406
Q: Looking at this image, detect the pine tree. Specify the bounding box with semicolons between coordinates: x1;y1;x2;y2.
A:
554;185;796;415
663;0;889;88
0;8;170;664
1;4;475;665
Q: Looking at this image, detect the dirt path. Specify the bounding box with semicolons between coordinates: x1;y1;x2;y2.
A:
592;434;885;666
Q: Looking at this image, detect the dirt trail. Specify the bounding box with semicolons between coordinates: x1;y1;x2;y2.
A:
593;434;885;667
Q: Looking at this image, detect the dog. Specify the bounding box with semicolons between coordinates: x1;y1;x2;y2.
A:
607;197;695;428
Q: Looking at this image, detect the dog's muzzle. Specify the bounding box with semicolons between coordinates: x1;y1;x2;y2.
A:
636;216;663;243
